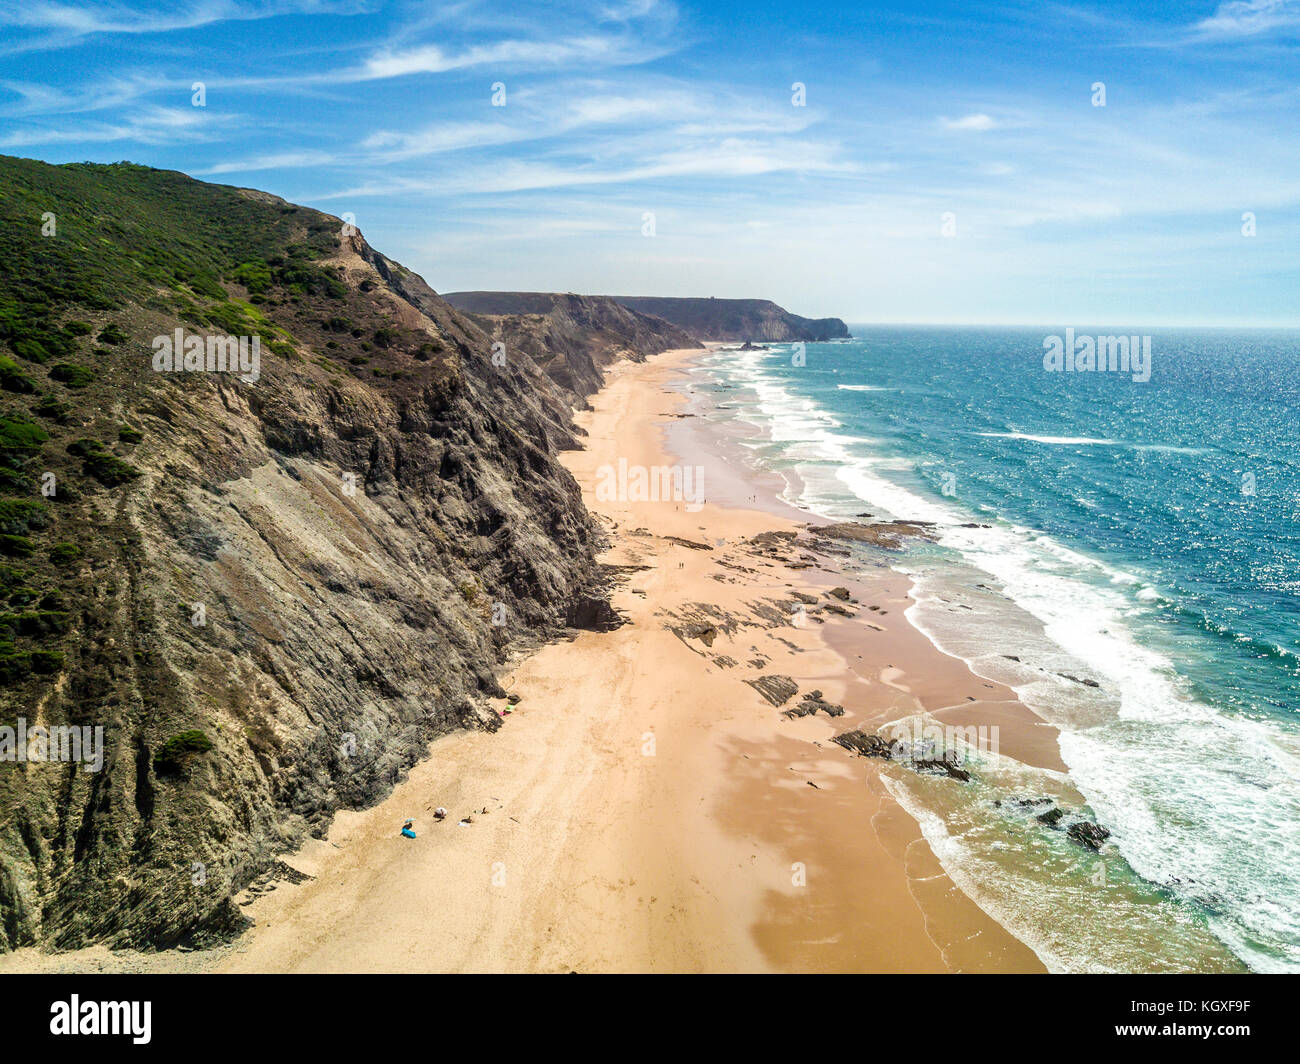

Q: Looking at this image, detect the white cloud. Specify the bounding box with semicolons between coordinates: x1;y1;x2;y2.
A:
0;74;158;116
0;0;365;54
356;34;670;81
0;105;225;147
941;113;998;131
350;79;824;167
1192;0;1300;38
318;136;854;199
197;149;336;175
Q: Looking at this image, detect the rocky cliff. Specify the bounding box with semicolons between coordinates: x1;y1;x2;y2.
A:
0;157;624;951
440;291;700;405
445;291;849;344
612;297;850;342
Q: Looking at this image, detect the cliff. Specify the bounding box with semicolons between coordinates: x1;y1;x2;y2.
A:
445;291;849;344
612;297;850;342
0;157;623;951
442;291;700;406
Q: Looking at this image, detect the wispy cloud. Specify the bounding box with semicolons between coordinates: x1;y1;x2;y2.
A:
0;105;227;148
941;112;998;131
351;81;821;166
1191;0;1300;39
319;135;855;200
196;148;337;175
0;74;159;116
357;34;664;80
0;0;367;55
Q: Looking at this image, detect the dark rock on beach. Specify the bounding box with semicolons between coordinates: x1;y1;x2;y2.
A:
745;674;799;706
833;730;893;758
812;521;939;550
1067;821;1112;851
782;690;844;719
832;729;971;781
685;623;719;646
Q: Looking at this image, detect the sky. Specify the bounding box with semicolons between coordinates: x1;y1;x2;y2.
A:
1;0;1299;325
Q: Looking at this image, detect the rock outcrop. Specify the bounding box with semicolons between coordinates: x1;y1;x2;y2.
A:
744;674;799;707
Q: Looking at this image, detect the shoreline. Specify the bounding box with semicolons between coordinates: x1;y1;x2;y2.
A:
0;345;1052;974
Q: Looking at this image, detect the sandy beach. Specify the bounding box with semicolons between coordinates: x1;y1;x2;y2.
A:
2;346;1056;974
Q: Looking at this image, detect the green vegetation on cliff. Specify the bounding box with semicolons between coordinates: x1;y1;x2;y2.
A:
0;155;608;953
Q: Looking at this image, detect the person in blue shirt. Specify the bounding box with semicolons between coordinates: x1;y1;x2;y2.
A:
400;818;416;839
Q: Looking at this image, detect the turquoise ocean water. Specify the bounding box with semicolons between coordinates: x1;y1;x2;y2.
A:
689;327;1300;973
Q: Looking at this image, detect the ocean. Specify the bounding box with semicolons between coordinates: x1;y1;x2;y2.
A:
683;326;1300;973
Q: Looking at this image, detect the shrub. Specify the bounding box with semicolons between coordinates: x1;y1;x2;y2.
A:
153;729;214;773
183;271;227;301
88;453;141;486
67;438;104;458
0;467;30;494
0;650;31;684
49;542;82;566
0;499;49;534
97;323;129;345
49;363;95;388
0;535;34;557
0;611;70;636
0;356;36;393
0;415;49;451
201;302;248;335
8;329;73;364
118;424;143;443
66;436;141;484
10;337;52;363
30;649;63;674
231;260;272;295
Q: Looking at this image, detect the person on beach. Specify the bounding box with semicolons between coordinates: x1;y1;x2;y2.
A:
400;818;417;839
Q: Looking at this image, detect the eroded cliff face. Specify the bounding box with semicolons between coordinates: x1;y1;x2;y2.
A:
444;292;701;407
0;159;618;950
443;291;849;344
610;297;849;342
612;297;849;342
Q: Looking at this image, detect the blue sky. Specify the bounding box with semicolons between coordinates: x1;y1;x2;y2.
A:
2;0;1299;325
